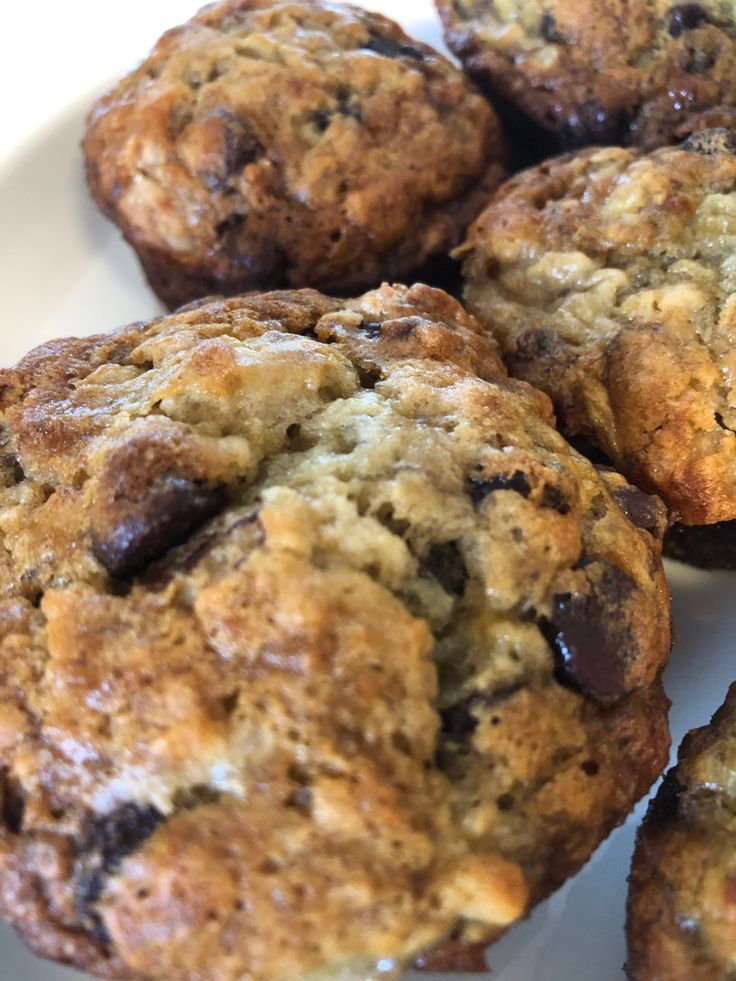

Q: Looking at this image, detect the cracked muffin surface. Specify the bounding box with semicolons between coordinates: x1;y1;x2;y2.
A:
437;0;736;154
82;0;505;309
0;283;670;979
460;131;736;528
628;683;736;980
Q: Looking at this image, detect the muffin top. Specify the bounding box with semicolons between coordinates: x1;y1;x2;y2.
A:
437;0;736;151
628;683;736;979
461;130;736;525
83;0;505;307
0;283;669;979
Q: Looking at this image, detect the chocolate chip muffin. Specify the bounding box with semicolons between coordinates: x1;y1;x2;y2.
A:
459;130;736;566
0;282;670;979
436;0;736;157
628;684;736;979
82;0;505;310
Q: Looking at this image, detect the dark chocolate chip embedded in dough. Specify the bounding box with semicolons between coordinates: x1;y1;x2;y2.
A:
540;11;563;43
82;802;166;873
440;701;478;739
542;564;637;699
423;541;468;595
0;771;25;833
179;109;262;191
92;477;227;579
541;483;571;515
613;486;662;534
668;3;708;38
466;470;531;504
363;34;426;61
77;802;166;946
358;320;383;337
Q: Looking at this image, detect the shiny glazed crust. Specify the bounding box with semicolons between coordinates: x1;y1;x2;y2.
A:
0;284;670;979
83;0;506;308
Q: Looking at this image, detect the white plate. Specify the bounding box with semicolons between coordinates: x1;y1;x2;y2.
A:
1;2;734;979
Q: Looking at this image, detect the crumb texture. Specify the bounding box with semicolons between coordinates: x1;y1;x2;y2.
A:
0;284;670;979
83;0;505;307
462;135;736;524
628;683;736;979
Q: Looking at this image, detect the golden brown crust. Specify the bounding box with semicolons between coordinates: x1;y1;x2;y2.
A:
628;685;736;980
437;0;736;153
0;284;670;979
461;134;736;525
83;0;506;308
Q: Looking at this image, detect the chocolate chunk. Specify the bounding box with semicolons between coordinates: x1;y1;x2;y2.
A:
310;95;363;133
310;110;331;133
423;541;468;595
668;3;708;37
613;486;662;534
682;127;736;154
358;320;383;337
440;701;478;739
82;802;165;872
466;470;531;504
172;784;221;811
140;507;263;591
540;11;563;42
364;34;426;61
440;684;522;743
93;477;227;579
541;564;637;699
647;768;685;824
541;483;571;515
178;109;261;191
337;92;364;122
514;327;557;361
0;770;25;833
77;802;165;946
215;212;246;238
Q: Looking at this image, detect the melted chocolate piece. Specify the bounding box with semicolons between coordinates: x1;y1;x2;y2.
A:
82;802;165;872
364;34;426;61
513;327;558;361
423;541;468;595
439;684;523;744
668;3;708;38
541;483;571;515
93;477;227;579
0;770;25;833
310;95;364;132
466;470;531;504
77;802;166;945
542;564;637;699
540;10;563;42
613;486;663;534
440;701;479;740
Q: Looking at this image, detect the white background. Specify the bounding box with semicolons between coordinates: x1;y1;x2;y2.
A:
0;2;733;980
